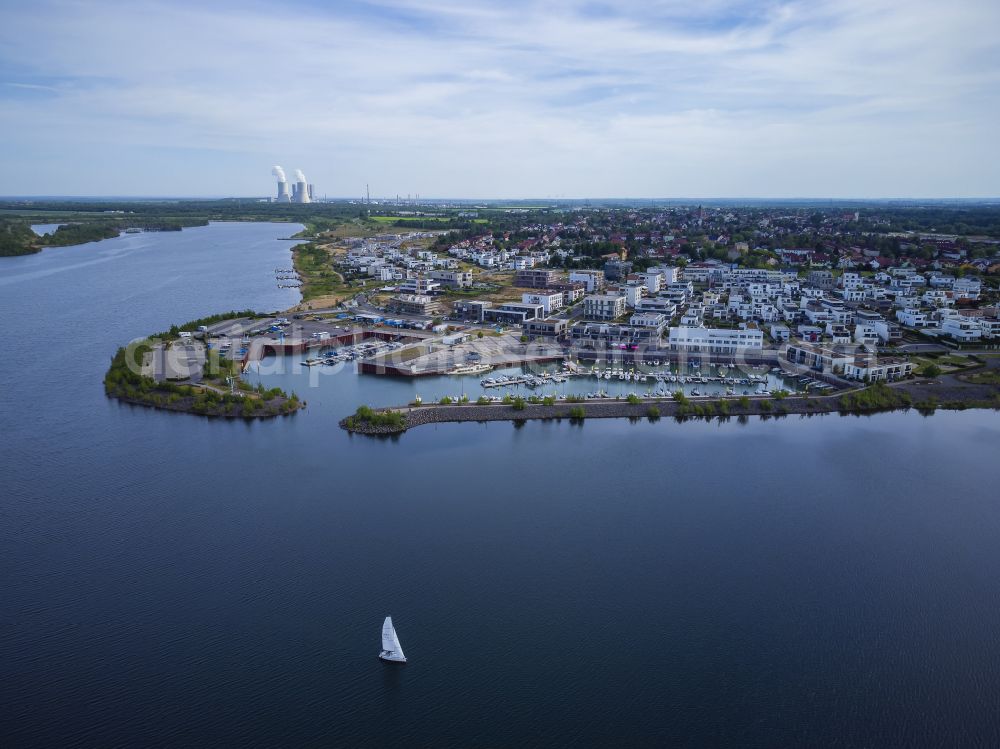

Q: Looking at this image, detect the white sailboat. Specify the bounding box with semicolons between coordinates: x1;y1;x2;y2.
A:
379;616;407;663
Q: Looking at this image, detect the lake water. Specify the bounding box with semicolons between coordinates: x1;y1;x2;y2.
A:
3;223;1000;747
30;223;65;236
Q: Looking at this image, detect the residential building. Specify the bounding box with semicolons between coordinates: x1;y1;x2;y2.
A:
785;343;854;374
483;303;543;326
634;297;677;316
387;294;443;316
667;325;764;353
624;283;645;308
647;265;680;284
570;322;663;347
844;356;915;381
428;270;473;289
523;318;568;340
515;268;559;288
807;270;836;290
896;308;929;327
568;270;606;292
941;315;983;342
603;259;632;281
629;313;667;337
521;291;564;315
452;299;492;322
397;277;441;295
583;293;627;321
549;281;587;303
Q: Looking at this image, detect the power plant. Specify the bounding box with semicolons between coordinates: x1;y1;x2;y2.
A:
271;165;313;203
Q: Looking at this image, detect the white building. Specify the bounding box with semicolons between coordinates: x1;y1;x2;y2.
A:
844;357;914;381
634;297;677;316
625;284;645;308
896;308;929;327
583;293;627;321
647;265;680;284
941;314;982;342
569;270;606;292
668;325;764;353
953;278;982;300
770;324;791;342
629;312;667;334
397;277;441;295
521;291;564;315
635;273;662;294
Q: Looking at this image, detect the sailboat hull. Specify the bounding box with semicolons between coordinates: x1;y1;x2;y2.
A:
379;652;407;663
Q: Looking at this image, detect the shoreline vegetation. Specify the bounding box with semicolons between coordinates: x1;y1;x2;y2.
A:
0;217;210;256
104;311;303;419
341;381;1000;435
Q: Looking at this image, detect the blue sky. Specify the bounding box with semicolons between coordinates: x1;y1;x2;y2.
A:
1;0;998;198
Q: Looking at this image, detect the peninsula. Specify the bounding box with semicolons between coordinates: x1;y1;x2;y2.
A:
4;198;998;426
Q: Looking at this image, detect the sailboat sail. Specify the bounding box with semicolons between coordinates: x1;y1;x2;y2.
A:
381;616;406;662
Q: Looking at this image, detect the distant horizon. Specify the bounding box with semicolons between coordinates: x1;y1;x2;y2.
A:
4;195;1000;205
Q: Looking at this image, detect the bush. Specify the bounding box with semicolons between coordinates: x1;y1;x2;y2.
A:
738;396;750;409
920;363;942;378
568;406;586;421
439;396;454;405
758;399;773;412
512;396;526;411
477;396;491;405
542;395;556;406
348;405;405;429
646;406;661;421
673;391;689;405
838;382;912;413
626;394;641;405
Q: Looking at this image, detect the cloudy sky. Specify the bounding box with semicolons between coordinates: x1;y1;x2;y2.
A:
1;0;998;198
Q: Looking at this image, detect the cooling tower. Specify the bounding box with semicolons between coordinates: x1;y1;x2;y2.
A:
296;181;310;203
308;184;314;202
276;181;290;202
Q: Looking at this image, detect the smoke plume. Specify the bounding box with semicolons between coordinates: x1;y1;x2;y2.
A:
271;165;286;182
294;169;307;183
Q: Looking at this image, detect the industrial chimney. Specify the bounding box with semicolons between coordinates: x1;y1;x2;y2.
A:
293;169;310;203
307;184;314;202
272;166;290;202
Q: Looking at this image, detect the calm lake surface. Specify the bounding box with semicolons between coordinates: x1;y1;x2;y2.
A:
3;222;1000;747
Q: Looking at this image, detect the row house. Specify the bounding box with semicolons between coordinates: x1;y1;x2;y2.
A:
843;356;914;381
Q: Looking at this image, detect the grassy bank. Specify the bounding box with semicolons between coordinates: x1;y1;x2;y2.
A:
104;311;303;419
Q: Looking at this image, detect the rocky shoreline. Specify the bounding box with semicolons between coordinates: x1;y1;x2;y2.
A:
110;391;304;419
340;378;1000;435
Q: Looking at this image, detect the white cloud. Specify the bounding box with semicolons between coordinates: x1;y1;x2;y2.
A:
0;0;997;196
